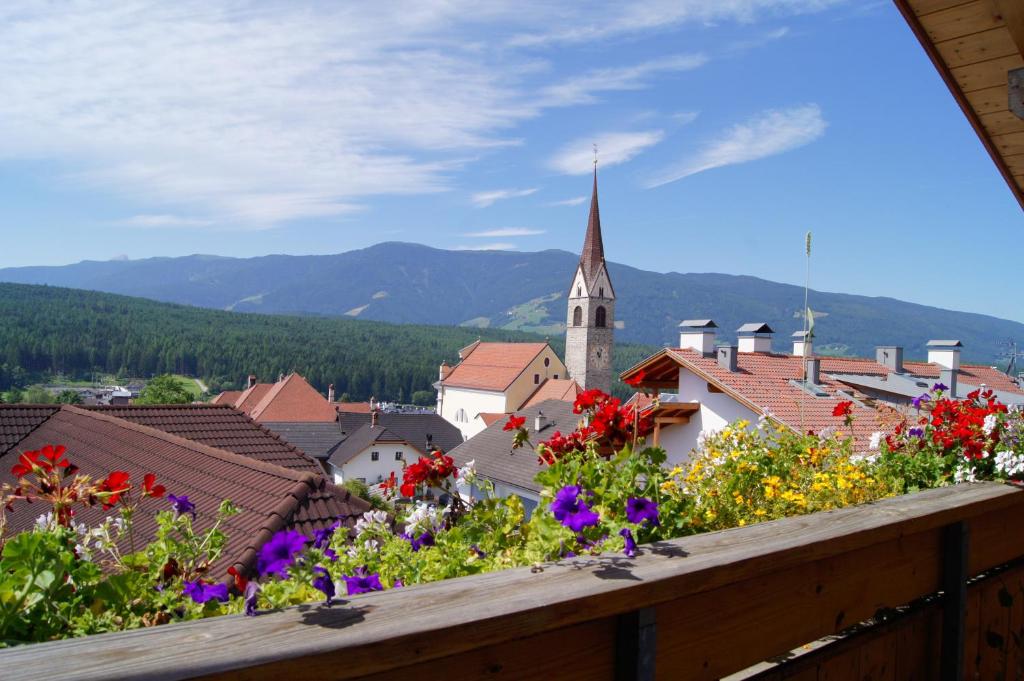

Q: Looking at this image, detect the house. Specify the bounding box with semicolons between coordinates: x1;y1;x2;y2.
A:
210;373;337;423
436;341;570;439
435;167;615;438
0;404;369;577
621;320;1024;465
448;398;583;515
323;411;464;486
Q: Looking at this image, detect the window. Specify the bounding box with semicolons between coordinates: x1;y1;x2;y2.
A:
577;285;582;297
454;408;467;423
544;357;550;367
599;287;604;298
595;306;607;328
553;374;559;379
370;451;379;461
573;306;583;326
395;451;403;461
534;373;540;384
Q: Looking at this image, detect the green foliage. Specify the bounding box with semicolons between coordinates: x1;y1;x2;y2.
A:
0;283;654;401
20;387;52;404
55;390;82;405
135;374;193;405
410;390;435;406
342;479;392;513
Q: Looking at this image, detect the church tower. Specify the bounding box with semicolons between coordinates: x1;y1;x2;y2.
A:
565;165;615;393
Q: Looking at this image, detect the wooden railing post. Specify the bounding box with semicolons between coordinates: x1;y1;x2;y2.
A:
940;520;969;681
615;607;656;681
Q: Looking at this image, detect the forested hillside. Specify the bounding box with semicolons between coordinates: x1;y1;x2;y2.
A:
0;283;654;400
2;242;1021;363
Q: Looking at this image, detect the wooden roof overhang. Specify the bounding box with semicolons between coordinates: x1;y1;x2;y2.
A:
895;0;1024;210
620;349;683;390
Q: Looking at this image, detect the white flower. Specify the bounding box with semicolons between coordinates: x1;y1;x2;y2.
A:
869;432;883;450
456;459;477;486
983;413;998;436
352;509;390;538
850;453;879;465
953;463;978;484
995;450;1024;477
34;512;54;530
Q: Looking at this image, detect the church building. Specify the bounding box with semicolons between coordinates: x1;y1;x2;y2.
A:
435;166;614;438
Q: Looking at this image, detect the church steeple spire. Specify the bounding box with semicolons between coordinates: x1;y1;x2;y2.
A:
579;165;605;283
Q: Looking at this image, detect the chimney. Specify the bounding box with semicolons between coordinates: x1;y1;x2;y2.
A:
927;340;962;371
369;396;376;411
327;384;335;402
247;374;257;389
876;346;904;373
717;345;738;372
804;357;821;385
439;361;452;381
278;372;285;383
535;411;551;432
371;410;379;427
792;330;813;358
737;323;774;353
940;367;958;398
425;433;433;452
679;319;717;355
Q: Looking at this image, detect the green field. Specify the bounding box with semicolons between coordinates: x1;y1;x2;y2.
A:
169;374;205;398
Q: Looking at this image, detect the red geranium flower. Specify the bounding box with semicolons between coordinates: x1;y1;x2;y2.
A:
142;473;166;498
832;401;853;418
503;414;526;431
227;565;249;593
11;449;43;478
98;471;131;509
624;369;646;388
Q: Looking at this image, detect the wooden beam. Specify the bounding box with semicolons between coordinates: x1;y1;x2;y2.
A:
993;0;1024;60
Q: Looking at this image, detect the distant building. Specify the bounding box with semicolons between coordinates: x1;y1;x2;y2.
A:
210;373;337;422
435;341;571;439
623;322;1024;464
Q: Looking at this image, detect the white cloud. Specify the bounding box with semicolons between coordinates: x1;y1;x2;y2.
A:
510;0;846;47
116;214;214;228
548;131;665;175
454;242;517;251
549;196;588;206
648;104;826;187
672;111;700;125
539;55;707;107
462;228;545;237
470;188;538;208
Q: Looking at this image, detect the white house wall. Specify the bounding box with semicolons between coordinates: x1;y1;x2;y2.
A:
332;443;420;486
658;369;760;466
439;386;508;439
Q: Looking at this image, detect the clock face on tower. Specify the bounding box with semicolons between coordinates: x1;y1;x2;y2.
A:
590;346;609;369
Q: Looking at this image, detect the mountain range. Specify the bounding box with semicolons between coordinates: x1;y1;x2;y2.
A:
1;242;1020;364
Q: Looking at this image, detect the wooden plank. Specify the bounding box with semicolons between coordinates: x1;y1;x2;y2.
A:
964;587;983;680
816;647;859;681
952;54;1024;93
858;632;897;681
896;606;942;681
1;484;1022;681
976;576;1012;681
993;0;1024;59
1006;565;1024;681
936;26;1020;68
908;0;978;17
654;530;943;680
979;109;1024;136
964;84;1012;114
1003;152;1024;174
992;131;1024;155
919;1;1004;43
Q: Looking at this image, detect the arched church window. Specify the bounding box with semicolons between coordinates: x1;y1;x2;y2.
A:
544;357;550;367
577;285;582;297
573;306;583;326
599;287;604;298
595;306;607;328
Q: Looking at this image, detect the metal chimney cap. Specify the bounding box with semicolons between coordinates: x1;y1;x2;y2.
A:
737;322;774;334
926;340;963;348
679;319;717;329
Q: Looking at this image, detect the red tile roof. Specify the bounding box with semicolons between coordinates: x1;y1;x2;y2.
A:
478;413;507;428
0;406;368;577
210;390;242;406
520;378;581;410
235;374;337;423
85;404;322;473
335;402;373;414
441;342;549;392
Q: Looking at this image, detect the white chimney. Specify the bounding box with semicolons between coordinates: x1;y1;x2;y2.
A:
927;340;962;371
327;384;335;402
792;330;813;357
535;411;551;432
737;323;774;353
247;374;257;389
678;319;717;355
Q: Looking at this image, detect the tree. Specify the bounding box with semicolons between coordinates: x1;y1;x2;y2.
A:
411;390;435;406
5;387;23;404
135;374;193;405
22;386;53;404
55;390;83;404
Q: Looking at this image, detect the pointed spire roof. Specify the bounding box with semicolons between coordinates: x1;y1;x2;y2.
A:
579;165;605;282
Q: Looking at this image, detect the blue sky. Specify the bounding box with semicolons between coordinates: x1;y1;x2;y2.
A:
1;1;1022;322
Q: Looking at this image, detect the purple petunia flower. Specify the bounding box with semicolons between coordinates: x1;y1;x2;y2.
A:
470;544;487;559
168;494;196;519
244;581;260;616
932;382;948;393
550;485;600;533
620;528;638;558
342;567;384;595
182;580;229;604
909;427;925;438
912;393;931;410
625;497;660;526
256;530;309;578
323;547;338;562
312;566;336;606
400;531;435;552
393;579;404;589
312;521;341;550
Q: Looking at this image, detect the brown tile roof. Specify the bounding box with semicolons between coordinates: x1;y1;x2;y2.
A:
84;404;322;473
0;405;60;456
336;412;464;455
249;374;338;422
210;390;242;406
520;378;581;410
0;406;368;577
478;413;507;428
335;402;373;414
327;424;408;468
233;383;273;414
441;342;549;392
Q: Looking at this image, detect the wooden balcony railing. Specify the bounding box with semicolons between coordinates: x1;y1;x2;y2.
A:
4;482;1024;680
